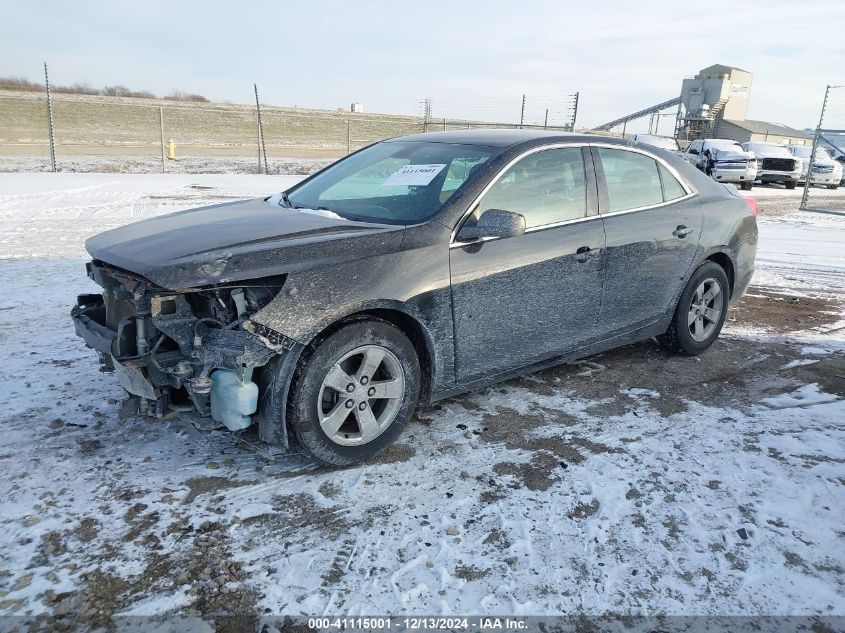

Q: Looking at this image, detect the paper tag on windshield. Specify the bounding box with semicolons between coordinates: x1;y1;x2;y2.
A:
382;164;446;187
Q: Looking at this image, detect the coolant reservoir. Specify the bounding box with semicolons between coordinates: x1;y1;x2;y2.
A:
210;369;258;431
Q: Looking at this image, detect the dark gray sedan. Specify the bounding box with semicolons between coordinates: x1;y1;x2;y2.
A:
72;131;758;466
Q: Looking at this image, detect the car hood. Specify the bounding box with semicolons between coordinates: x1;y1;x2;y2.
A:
750;150;794;160
85;198;405;289
710;148;754;161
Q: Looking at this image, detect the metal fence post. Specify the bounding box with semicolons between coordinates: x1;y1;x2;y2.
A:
801;85;831;211
544;109;549;129
44;63;56;172
443;117;447;131
254;83;268;174
158;107;165;174
519;94;526;129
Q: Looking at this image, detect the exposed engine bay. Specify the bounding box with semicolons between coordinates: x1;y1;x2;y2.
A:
71;261;295;432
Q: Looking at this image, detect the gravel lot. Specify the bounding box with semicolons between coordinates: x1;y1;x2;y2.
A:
0;174;842;623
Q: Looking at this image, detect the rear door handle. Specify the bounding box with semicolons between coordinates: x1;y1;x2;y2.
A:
673;225;694;238
575;246;591;263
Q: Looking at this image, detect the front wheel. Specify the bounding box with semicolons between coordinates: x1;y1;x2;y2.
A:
658;262;730;356
740;181;753;191
785;181;797;190
288;320;420;466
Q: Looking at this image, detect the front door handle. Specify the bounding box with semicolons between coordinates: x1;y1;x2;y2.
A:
673;225;694;238
575;245;591;263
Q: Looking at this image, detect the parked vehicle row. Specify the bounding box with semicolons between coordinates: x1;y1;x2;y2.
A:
672;137;842;190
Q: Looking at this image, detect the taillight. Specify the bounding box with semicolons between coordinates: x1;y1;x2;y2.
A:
743;197;759;218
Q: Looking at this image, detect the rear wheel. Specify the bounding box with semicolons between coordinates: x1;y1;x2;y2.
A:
785;181;797;190
288;320;420;466
740;181;753;191
658;262;729;356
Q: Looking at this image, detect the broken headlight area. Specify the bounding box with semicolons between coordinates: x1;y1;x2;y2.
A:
71;261;294;431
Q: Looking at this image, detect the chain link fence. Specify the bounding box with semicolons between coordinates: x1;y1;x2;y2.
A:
800;84;845;214
0;87;578;175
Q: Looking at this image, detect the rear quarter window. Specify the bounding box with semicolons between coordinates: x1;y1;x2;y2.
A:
658;163;687;201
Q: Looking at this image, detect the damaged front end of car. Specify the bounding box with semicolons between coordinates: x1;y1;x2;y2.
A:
71;261;299;440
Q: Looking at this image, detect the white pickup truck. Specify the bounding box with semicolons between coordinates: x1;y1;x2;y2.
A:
742;142;802;189
683;138;757;190
787;145;842;189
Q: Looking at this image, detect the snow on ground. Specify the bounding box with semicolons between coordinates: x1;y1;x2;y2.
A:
0;174;843;621
0;155;334;176
754;211;845;294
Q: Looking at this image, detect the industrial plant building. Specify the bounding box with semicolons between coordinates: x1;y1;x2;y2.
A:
596;63;813;146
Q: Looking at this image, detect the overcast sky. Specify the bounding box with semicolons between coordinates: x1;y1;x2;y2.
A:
3;0;844;131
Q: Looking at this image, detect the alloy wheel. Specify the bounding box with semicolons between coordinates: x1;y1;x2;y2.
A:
687;277;723;342
317;345;405;446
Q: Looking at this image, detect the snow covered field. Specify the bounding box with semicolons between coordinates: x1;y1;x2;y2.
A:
0;174;843;622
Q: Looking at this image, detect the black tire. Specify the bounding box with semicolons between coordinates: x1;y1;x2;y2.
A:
658;262;730;356
287;320;420;466
785;181;797;190
740;181;753;191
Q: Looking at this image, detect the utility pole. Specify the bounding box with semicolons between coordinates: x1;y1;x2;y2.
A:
544;109;549;130
519;94;526;129
571;92;579;131
44;63;56;172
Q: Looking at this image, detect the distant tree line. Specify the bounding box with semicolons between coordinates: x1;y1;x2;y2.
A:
0;76;209;102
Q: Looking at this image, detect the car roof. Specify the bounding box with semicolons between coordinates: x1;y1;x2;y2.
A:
382;129;631;149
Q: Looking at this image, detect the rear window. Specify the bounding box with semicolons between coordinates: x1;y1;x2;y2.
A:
598;148;689;212
598;148;664;212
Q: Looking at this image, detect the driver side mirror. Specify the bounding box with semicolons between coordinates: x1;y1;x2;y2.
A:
457;209;526;241
688;148;699;155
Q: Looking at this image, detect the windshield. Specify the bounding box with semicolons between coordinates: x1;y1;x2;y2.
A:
284;141;497;224
636;135;679;151
789;146;811;158
745;143;791;157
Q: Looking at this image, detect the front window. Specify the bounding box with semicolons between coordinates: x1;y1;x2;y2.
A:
284;141;496;224
475;147;587;228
